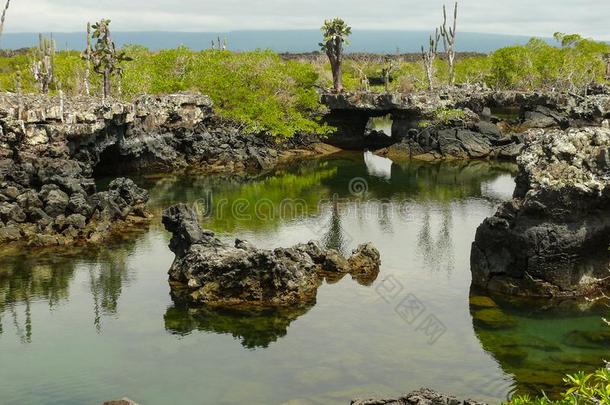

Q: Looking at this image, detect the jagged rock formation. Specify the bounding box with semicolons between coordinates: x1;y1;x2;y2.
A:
0;93;326;247
0;172;149;246
351;388;487;405
471;127;610;297
321;88;610;125
162;204;381;308
380;111;525;161
0;93;316;175
321;88;610;155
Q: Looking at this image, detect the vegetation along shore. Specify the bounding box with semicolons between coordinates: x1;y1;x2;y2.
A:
0;1;609;404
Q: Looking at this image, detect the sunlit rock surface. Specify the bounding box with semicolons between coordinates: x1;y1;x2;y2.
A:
471;127;610;297
0;93;325;247
162;204;381;308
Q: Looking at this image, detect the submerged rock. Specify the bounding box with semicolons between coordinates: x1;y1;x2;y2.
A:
102;399;139;405
564;330;610;349
471;127;610;297
351;388;487;405
472;308;517;330
469;295;498;309
162;204;381;308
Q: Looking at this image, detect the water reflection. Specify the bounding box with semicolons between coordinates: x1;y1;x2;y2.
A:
0;155;532;405
0;252;75;343
164;300;316;349
364;151;393;180
469;290;609;399
0;231;144;341
0;157;516;345
85;247;134;333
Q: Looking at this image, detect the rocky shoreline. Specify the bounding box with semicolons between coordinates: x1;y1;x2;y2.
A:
0;93;331;247
102;388;487;405
351;388;487;405
3;88;610;296
321;88;610;159
471;127;610;297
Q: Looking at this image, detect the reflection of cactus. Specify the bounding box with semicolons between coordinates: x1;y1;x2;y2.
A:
88;19;132;99
31;34;55;94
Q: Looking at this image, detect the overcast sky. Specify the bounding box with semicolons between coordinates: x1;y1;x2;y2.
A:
4;0;610;40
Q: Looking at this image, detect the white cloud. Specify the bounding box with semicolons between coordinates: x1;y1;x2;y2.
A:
2;0;609;40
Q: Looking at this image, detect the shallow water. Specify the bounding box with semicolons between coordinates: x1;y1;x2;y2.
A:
0;154;608;405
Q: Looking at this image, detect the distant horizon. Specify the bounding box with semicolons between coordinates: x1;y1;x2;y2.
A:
3;0;609;40
2;29;557;36
0;30;566;54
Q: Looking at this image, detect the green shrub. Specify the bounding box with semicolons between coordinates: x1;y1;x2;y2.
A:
486;37;609;91
0;47;329;138
506;368;610;405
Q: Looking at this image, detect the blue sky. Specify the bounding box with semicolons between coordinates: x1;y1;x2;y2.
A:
4;0;610;40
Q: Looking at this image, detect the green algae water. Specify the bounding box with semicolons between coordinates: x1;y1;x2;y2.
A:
0;154;608;405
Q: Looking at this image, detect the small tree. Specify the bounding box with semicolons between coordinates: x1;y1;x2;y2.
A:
31;34;55;94
89;19;131;99
440;2;458;86
553;32;584;48
421;28;441;90
320;18;351;93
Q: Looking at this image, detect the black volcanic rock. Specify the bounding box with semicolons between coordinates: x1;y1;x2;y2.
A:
162;204;381;308
471;127;610;297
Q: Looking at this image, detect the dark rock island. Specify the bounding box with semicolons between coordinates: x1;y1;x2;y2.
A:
162;204;381;308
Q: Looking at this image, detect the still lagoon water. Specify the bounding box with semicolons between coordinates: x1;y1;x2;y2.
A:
0;154;608;405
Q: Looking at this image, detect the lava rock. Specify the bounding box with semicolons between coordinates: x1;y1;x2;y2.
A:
351;388;487;405
44;189;70;217
471;127;610;297
162;204;381;308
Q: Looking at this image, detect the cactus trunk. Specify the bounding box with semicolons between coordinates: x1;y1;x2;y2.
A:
103;69;111;99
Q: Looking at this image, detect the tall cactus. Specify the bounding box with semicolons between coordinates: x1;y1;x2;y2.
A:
82;22;92;96
0;0;11;41
382;57;397;93
320;18;351;93
421;28;440;90
440;2;458;86
88;19;131;99
31;34;55;94
15;69;21;118
353;63;370;92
